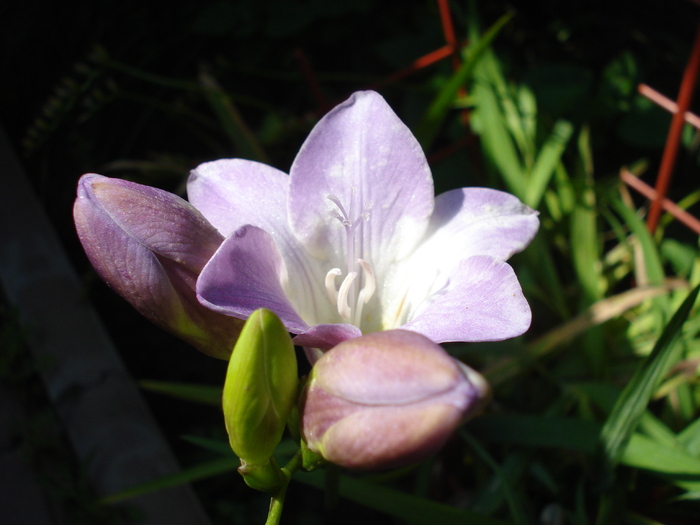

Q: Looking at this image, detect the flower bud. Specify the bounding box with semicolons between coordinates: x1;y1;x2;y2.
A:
74;173;242;359
300;330;490;470
223;308;298;486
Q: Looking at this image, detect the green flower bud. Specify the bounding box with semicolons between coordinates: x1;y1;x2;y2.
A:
223;308;298;485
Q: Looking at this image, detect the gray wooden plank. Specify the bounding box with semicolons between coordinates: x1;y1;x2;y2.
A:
0;124;213;525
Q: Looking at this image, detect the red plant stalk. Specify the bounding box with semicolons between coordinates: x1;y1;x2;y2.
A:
647;22;700;233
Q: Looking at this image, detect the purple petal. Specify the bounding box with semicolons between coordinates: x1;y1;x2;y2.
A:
74;174;240;358
187;159;290;238
197;225;308;333
292;323;362;351
288;91;434;269
79;173;224;272
401;255;532;342
425;187;539;262
312;330;463;405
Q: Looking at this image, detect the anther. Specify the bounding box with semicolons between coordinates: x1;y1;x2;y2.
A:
337;272;358;321
353;259;376;326
325;268;342;304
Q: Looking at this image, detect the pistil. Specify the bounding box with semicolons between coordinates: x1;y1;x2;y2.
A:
326;194;376;328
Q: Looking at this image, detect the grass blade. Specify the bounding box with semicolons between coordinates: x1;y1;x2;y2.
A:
295;469;515;525
416;12;513;152
199;70;270;162
140;379;222;406
598;284;700;471
101;457;239;504
524;119;573;209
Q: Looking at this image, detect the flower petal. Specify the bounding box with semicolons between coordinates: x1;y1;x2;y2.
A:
82;173;224;272
401;255;532;342
74;174;240;358
197;225;308;333
187;159;291;238
292;323;362;351
417;187;539;268
288;91;434;270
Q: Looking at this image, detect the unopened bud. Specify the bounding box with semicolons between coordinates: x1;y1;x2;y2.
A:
223;309;298;488
300;330;490;470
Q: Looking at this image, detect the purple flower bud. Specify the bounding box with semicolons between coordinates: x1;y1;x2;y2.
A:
73;173;242;359
299;330;490;470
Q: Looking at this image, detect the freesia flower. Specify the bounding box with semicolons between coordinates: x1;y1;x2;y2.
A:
192;90;538;356
74;174;243;359
300;329;490;470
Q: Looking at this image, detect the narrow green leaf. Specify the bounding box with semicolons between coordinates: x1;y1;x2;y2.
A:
472;79;526;197
638;412;685;451
416;11;513;152
199;70;270;162
461;431;528;524
621;433;700;492
678;417;700;457
100;457;239;504
469;453;529;517
611;198;668;314
598;285;700;470
140;380;222;406
294;469;515;525
570;146;602;303
524;119;573;209
181;435;235;456
469;415;600;454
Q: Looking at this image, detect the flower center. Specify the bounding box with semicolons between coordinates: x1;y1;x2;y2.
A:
325;194;375;327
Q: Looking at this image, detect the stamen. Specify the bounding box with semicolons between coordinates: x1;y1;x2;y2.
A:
337;272;357;321
353;259;376;326
356;259;376;303
325;268;342;304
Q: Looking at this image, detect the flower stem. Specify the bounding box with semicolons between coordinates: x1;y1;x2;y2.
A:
264;450;303;525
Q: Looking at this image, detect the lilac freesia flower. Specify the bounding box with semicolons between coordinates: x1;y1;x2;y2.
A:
192;90;538;355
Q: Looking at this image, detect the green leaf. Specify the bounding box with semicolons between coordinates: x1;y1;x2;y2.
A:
469;415;600;454
678;417;700;457
524;119;573;209
597;284;700;471
416;11;513;152
199;70;270;162
611;198;668;314
472;76;526;198
100;457;239;504
621;433;700;492
140;380;222;406
294;469;515;525
181;435;235;456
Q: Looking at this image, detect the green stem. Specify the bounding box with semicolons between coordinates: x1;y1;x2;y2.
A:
265;450;303;525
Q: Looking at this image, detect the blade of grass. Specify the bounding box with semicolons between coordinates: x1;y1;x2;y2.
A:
469;415;600;454
678;417;700;456
416;11;513;152
472;78;526;198
612;197;669;315
199;70;270;162
524;119;573;209
140;379;222;406
100;457;239;504
597;284;700;472
461;431;529;524
468;453;529;517
294;469;515;525
621;433;700;492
